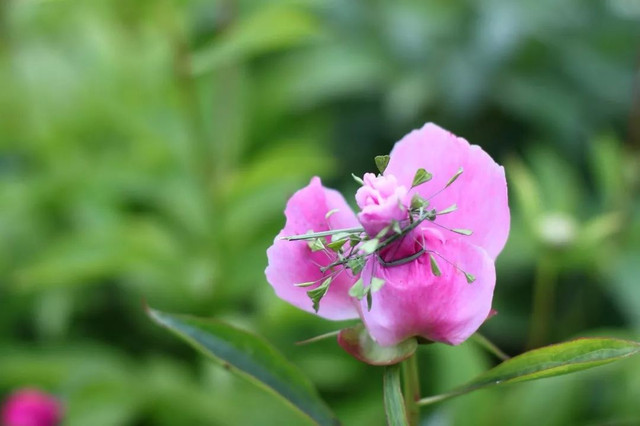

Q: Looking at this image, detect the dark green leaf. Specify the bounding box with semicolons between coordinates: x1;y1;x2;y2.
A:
146;307;339;425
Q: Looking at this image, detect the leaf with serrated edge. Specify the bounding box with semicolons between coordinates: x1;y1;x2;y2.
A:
147;307;339;425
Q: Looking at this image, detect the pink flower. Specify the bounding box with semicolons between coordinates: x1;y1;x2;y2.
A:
266;123;509;346
355;173;408;237
1;389;62;426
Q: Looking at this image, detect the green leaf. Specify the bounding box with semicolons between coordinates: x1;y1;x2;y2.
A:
418;337;640;406
411;168;432;188
375;155;391;174
337;324;417;366
464;272;475;284
445;167;464;188
383;364;409;426
307;278;332;312
146;307;339;425
429;255;441;277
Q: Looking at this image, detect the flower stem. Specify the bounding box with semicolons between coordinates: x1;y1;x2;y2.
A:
384;364;409;426
471;333;510;361
401;354;421;426
527;254;557;349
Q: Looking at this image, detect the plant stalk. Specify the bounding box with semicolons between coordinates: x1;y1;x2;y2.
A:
401;354;421;426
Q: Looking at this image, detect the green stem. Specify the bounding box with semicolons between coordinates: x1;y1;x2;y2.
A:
417;390;463;407
527;254;557;349
383;364;409;426
401;355;421;426
472;333;510;361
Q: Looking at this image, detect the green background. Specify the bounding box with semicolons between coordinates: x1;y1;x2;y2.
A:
1;0;640;424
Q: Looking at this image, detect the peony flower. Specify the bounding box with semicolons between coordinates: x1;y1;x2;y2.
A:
1;389;62;426
266;123;509;347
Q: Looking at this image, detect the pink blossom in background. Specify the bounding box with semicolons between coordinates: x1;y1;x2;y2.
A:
266;123;510;347
1;389;62;426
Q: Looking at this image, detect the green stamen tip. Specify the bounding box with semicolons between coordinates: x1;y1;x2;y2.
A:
374;155;390;174
412;168;433;188
429;254;441;277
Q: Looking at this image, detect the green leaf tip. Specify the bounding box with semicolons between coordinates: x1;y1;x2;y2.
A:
412;168;433;188
375;155;391;174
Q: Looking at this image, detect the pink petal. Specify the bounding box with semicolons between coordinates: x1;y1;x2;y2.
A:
357;229;496;346
385;123;510;259
265;177;360;320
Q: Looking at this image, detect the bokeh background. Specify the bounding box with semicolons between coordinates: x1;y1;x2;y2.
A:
1;0;640;425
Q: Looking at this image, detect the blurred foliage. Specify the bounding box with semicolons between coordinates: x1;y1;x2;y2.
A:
1;0;639;424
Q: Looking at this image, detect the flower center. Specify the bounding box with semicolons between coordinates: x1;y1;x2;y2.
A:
355;173;409;237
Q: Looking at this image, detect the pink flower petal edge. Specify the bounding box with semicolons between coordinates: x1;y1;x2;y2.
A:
385;122;510;260
265;177;360;320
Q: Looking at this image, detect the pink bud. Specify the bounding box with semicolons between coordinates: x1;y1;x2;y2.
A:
2;389;62;426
